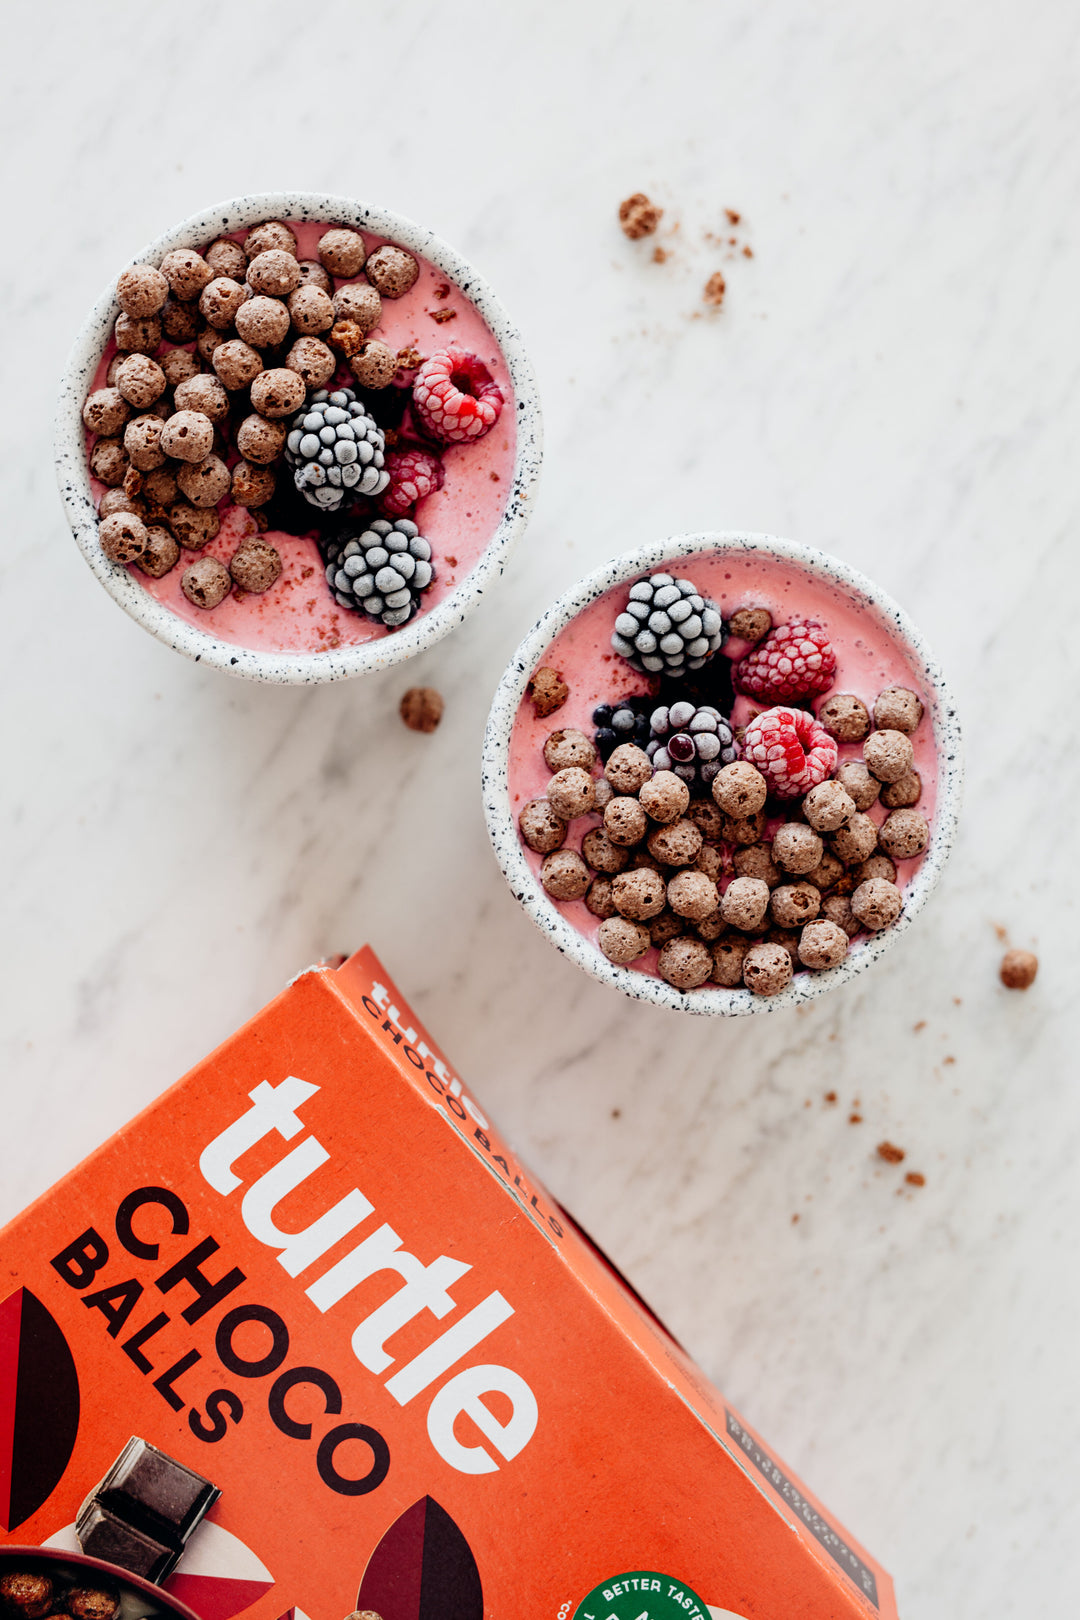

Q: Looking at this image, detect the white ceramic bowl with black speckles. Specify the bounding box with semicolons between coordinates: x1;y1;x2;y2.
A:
483;532;963;1015
55;192;543;683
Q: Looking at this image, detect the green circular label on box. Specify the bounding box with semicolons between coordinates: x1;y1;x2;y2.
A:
572;1569;712;1620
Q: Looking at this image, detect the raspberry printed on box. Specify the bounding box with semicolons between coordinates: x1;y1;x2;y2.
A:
1;949;897;1620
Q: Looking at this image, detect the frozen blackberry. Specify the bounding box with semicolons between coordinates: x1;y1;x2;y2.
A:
646;701;737;788
284;387;389;511
611;572;724;677
319;517;435;628
592;695;652;761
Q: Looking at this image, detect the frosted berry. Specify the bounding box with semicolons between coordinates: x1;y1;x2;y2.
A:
734;619;837;703
412;345;504;444
611;572;724;677
285;388;389;511
592;695;652;760
741;706;838;800
381;448;445;517
319;517;435;628
646;700;736;787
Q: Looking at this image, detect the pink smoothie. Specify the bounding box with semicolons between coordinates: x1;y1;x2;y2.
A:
86;220;516;653
508;549;937;983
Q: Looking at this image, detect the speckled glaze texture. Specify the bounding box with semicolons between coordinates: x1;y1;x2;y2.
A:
55;191;543;684
483;532;963;1016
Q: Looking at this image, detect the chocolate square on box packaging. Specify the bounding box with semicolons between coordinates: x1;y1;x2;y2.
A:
76;1438;219;1584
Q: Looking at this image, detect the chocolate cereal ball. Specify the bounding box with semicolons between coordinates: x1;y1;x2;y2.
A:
734;842;781;888
350;340;398;390
160;409;214;462
0;1574;55;1617
230;539;282;593
296;258;333;292
864;729;915;784
161;296;201;342
123;413;166;471
712;937;750;987
547;767;596;819
817;693;871;743
743;941;793;997
604;795;648;847
332;282;382;333
651;909;685;947
687;799;725;842
67;1590;120;1620
115;366;166;425
772;822;824;875
236;413;287;464
712;760;767;817
593;779;614;811
728;606;772;642
174;372;229;423
695;906;728;942
288;284;335;335
177;453;231;508
247;249;302;298
658;937;713;991
365;244;420;298
599;916;651;964
541;849;590;900
318;227;368;277
855;853;897;886
878;808;929;860
114;312;161;354
116;263;168;317
200;276;249;330
647;818;702;868
99;511;147;564
874;686;924;734
803;779;857;832
605;742;653;794
823;893;860;938
582;828;630;874
835;760;880;811
720;876;770;931
143;466;178;505
519;798;567;853
1000;948;1038;989
89;436;129;486
586;875;618;919
798;919;849;970
235;295;291;349
167;500;220;550
881;769;922;809
851;877;903;931
543;728;595;772
213;339;263;391
721;810;767;847
160;248;213;301
196;324;227;364
206;237;248;280
232;460;276;507
134;525;180;578
83;387;130;435
830;812;879;865
612;868;667;921
254;369;309;423
98;488;143;518
694;845;724;886
668;870;719;921
639;770;690;824
285;337;336;389
159;347;200;387
769;881;820;929
806;850;845;893
182;554;231;609
245;221;298;260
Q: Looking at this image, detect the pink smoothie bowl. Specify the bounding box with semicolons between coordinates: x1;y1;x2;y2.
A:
482;533;963;1016
54;192;543;683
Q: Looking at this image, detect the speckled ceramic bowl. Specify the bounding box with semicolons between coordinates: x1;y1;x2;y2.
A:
55;192;542;683
483;532;962;1015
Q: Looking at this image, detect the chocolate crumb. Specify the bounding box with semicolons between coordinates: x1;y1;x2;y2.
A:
652;246;669;263
399;687;444;733
429;308;457;323
905;1172;926;1187
791;1213;800;1224
913;1020;927;1032
743;245;754;258
619;192;663;239
528;667;569;718
434;282;451;300
1000;947;1038;989
877;1141;905;1164
703;271;726;308
824;1090;837;1104
849;1113;862;1124
725;208;741;225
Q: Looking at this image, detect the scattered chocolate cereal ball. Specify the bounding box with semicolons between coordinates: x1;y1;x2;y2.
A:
712;936;750;987
232;459;276;506
245;221;297;261
823;893;860;938
618;192;662;239
114;312;162;354
687;799;725;842
836;759;880;811
134;525;180;578
1000;948;1038;990
878;808;929;860
177;453;230;508
613;867;667;920
798;919;849;970
639;770;690;824
99;510;147;564
160;248;213;301
142;465;178;505
881;769;922;809
229;538;282;593
806;850;845;892
770;881;821;929
247;248;302;297
734;842;781;888
181;554;231;609
586;875;618;919
288;283;335;335
173;372;229;423
541;850;590;900
604;795;648;847
658;936;713;990
864;729;915;784
318;227;367;277
196;324;227;364
605;742;653;794
599;915;652;964
99;487;143;518
255;372;310;425
123;413;166;471
200;276;249;329
160;409;214;462
855;853;897;886
89;436;129;486
593;778;614;810
874;686;924;734
728;606;771;643
83;387;130;436
0;1573;55;1617
630;848;664;872
830;812;879;865
772;822;824;875
694;843;724;884
519;798;566;853
365;243;420;298
159;346;200;387
350;340;398;389
235;294;291;349
67;1589;120;1620
236;412;287;464
851;877;903;931
213;338;263;391
720;810;766;847
547;767;596;819
105;353;125;386
332;281;382;333
668;870;719;921
651;908;685;946
543;728;595;772
695;906;728;942
116;263;168;317
161;295;201;342
296;258;333;292
206;237;248;280
712;760;768;817
582;828;630;874
529;667;569;717
647;818;703;868
285;336;336;389
817;693;870;743
803;779;857;833
721;875;770;931
765;927;800;968
743;940;793;997
167;500;220;550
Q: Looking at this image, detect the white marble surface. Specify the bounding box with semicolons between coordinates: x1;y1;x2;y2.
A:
1;4;1078;1616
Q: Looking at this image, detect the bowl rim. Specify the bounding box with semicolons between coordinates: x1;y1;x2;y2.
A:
482;530;964;1016
0;1542;202;1620
54;190;543;685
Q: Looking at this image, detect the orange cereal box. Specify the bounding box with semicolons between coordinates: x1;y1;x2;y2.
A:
0;948;897;1620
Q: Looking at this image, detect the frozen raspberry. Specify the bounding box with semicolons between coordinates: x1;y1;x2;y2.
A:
734;620;837;703
381;448;446;517
412;344;504;444
741;706;838;800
